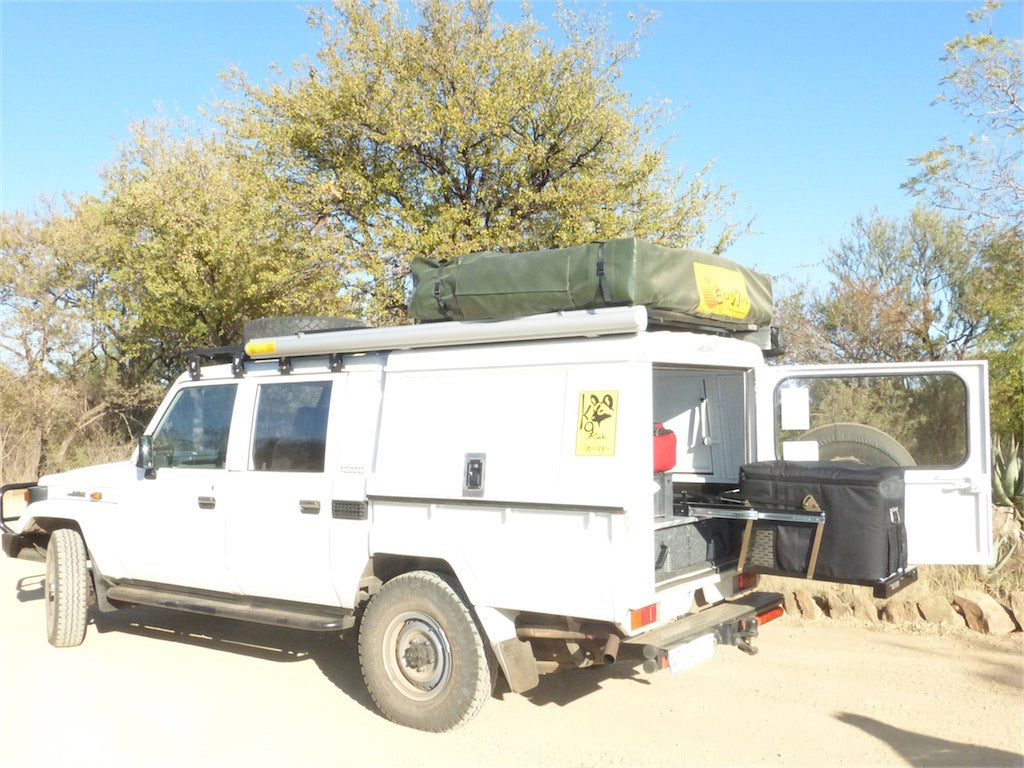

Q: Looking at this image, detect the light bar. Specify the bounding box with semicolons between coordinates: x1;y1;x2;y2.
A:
244;306;650;360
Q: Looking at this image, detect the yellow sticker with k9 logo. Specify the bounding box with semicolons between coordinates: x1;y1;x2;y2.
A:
693;262;751;320
576;391;618;456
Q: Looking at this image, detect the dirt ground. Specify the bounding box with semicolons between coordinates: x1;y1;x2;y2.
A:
0;553;1021;768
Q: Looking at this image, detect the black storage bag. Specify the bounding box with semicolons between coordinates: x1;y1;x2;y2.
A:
738;460;907;583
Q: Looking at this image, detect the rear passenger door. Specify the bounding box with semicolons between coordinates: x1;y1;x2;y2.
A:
224;376;340;605
754;361;992;565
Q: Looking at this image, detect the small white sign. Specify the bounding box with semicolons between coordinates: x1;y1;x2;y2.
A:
782;440;820;461
667;633;716;674
780;386;811;431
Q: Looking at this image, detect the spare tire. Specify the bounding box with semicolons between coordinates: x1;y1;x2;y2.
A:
243;316;365;342
798;422;916;467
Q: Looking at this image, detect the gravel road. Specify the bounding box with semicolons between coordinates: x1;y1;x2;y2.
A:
0;552;1020;768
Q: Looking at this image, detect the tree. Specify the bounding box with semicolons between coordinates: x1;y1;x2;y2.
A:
775;208;1022;440
225;0;741;323
98;119;352;385
903;0;1023;232
0;200;129;479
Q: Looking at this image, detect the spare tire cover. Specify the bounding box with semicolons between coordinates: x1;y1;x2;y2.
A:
798;422;916;467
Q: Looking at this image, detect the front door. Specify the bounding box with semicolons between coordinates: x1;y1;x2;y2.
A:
121;382;242;592
754;361;992;565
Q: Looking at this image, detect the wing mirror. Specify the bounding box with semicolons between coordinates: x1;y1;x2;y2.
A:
137;435;155;477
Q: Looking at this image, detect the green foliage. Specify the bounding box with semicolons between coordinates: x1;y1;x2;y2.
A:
225;0;741;323
778;209;996;362
98;119;352;384
903;0;1023;231
775;209;1021;444
993;435;1023;512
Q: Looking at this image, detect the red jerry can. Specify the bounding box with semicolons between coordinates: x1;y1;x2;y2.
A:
653;423;677;473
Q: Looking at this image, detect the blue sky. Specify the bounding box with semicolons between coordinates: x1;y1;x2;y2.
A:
1;0;1019;282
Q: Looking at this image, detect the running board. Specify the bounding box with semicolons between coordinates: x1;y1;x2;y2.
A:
105;583;354;632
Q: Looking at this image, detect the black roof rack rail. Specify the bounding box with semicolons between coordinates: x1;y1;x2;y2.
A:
185;345;248;380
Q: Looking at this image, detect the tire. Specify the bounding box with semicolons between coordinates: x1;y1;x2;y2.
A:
243;315;365;342
799;422;916;467
358;571;492;732
45;529;89;648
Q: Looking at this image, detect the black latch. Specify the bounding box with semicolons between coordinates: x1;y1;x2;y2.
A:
464;453;485;497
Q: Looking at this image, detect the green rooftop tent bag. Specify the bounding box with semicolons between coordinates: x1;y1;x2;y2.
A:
409;237;773;328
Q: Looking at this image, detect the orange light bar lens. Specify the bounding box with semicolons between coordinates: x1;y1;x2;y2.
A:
245;340;276;356
631;603;658;631
757;607;785;625
736;572;760;591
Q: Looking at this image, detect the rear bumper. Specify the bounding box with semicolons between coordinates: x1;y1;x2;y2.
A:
624;591;784;671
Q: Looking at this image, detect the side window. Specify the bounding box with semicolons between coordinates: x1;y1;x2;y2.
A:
774;373;968;468
252;381;332;472
151;385;238;469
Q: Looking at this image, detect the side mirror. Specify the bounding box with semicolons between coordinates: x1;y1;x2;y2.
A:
137;435;155;475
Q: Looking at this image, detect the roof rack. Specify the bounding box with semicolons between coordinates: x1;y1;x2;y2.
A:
185;345;248;380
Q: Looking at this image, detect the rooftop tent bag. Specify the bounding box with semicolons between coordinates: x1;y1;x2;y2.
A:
409;237;773;328
738;460;907;585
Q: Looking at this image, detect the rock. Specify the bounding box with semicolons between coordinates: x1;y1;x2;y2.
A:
918;595;963;626
881;600;918;624
782;590;800;618
1009;592;1024;631
850;594;879;622
824;594;853;620
953;591;1016;634
793;588;823;620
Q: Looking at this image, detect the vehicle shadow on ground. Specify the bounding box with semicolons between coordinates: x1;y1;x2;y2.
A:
15;573;43;602
90;605;378;714
508;660;653;707
835;713;1024;767
17;571;650;712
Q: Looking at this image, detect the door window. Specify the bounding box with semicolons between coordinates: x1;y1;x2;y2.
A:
251;381;332;472
151;384;238;469
774;373;969;468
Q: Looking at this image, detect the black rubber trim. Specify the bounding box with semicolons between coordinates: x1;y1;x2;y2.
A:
0;481;37;535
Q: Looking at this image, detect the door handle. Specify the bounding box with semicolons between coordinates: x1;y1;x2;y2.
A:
197;496;216;509
938;479;979;493
299;500;321;515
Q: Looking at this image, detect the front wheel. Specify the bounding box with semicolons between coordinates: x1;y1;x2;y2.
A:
358;571;492;731
45;528;89;647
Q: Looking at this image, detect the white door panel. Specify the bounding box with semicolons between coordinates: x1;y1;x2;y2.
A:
755;361;992;565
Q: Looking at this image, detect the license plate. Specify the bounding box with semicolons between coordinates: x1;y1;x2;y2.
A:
667;633;716;674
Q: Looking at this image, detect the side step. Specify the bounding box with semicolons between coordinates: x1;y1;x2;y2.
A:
625;591;784;671
105;583;354;632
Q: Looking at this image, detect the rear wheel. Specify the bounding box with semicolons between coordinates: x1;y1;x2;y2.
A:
45;529;89;647
358;571;491;732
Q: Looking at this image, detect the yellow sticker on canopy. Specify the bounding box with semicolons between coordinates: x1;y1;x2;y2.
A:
576;391;618;456
693;262;751;320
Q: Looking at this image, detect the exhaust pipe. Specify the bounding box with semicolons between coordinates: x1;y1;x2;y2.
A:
602;633;621;664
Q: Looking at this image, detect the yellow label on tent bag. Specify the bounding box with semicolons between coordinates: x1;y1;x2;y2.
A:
576;391;618;456
693;262;751;320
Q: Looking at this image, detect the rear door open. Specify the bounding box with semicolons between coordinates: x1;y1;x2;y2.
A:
749;361;991;581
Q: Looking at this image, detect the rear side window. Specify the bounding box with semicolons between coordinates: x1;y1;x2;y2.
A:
774;373;968;468
151;385;238;469
252;381;332;472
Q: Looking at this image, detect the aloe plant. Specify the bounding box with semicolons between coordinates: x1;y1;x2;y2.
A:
993;435;1023;515
981;435;1024;578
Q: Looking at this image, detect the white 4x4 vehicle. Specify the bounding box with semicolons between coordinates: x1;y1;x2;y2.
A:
1;306;991;731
